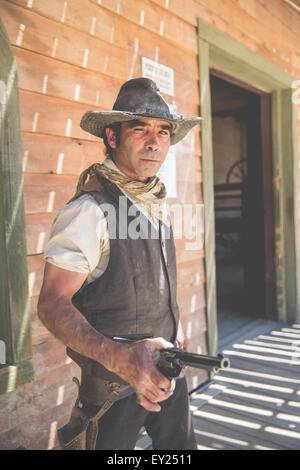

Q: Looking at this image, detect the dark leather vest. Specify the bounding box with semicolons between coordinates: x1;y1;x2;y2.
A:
69;176;179;379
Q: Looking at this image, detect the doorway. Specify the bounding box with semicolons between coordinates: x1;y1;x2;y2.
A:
210;73;276;329
198;21;299;357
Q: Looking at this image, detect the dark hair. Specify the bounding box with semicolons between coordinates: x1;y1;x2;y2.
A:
103;123;122;159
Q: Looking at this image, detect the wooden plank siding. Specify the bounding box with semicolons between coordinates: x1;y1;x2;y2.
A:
0;0;300;449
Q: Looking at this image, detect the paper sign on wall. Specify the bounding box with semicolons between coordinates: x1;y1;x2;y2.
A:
141;57;174;96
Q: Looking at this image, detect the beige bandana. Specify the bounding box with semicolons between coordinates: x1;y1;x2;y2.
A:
75;163;170;226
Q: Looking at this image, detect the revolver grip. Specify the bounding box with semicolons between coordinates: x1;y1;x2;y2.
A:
153;348;185;380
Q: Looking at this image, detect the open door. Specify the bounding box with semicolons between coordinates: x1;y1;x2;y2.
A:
210;72;276;324
198;20;299;358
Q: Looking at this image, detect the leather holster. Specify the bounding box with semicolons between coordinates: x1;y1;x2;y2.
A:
57;374;134;450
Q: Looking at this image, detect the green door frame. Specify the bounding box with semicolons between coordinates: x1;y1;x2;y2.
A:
198;18;299;356
0;21;33;394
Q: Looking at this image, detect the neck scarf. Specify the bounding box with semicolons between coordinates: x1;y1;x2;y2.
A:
75;163;170;226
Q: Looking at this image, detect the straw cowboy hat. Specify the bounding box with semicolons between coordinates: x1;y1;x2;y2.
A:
80;77;203;145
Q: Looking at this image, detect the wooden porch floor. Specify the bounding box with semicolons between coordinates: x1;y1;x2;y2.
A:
136;313;300;450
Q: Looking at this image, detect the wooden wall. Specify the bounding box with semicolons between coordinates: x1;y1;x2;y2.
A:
0;0;300;450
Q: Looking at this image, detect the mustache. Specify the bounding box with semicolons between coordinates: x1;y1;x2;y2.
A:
138;150;163;160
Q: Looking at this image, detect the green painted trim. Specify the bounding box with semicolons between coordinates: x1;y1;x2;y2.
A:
210;47;287;93
280;89;299;322
292;96;300;323
271;89;299;323
0;20;32;375
198;17;295;89
198;40;218;356
0;359;34;395
198;18;300;354
271;90;286;320
0;159;12;358
269;89;299;323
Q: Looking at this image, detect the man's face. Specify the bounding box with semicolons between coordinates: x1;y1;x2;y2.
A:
105;118;172;181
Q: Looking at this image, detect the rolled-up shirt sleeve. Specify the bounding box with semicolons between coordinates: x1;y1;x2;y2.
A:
44;194;108;276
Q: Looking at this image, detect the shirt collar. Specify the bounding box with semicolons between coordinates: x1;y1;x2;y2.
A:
103;157;127;176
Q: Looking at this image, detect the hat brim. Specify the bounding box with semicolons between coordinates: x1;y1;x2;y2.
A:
80;110;203;145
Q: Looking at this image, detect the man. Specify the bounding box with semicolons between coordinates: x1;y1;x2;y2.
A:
38;78;202;450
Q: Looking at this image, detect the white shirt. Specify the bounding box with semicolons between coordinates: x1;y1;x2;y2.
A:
44;158;161;284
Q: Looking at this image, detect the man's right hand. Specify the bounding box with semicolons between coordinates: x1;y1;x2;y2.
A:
106;337;174;412
38;263;174;413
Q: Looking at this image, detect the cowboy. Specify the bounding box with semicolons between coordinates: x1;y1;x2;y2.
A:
38;78;202;450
